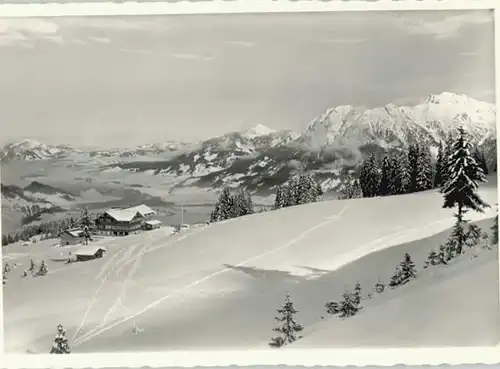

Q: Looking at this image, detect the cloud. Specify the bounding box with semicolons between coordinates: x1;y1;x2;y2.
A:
170;53;214;62
316;38;368;44
58;17;169;32
223;40;256;47
86;36;111;44
0;18;60;47
395;11;493;40
120;48;153;55
458;51;478;57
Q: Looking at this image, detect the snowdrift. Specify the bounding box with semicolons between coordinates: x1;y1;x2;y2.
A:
3;181;498;353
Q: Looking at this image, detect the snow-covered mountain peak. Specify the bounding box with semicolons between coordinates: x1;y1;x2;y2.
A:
241;124;277;139
302;92;496;150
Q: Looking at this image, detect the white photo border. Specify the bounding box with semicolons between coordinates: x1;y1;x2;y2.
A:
0;0;499;367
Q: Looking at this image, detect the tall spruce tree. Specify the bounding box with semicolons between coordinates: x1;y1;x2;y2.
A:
434;142;445;188
210;187;234;222
378;155;391;196
50;324;71;354
296;172;318;205
416;146;433;192
389;151;410;195
340;175;363;199
269;293;303;348
359;154;380;198
274;185;285;210
441;126;489;256
407;144;420;193
79;208;93;245
232;188;253;217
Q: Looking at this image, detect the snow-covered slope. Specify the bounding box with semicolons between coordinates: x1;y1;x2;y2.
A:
294;246;499;348
3;179;497;353
302;92;496;150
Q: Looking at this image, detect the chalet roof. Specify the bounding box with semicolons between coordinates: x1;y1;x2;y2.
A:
104;204;155;222
127;204;156;216
145;220;162;226
105;208;142;222
64;228;84;237
75;245;107;256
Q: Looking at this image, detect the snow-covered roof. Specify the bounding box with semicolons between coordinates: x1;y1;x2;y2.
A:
127;204;156;216
64;228;84;237
145;220;162;226
75;245;107;256
105;208;142;222
105;204;155;222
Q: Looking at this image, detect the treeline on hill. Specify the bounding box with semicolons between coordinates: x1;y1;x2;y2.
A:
269;126;498;348
341;136;489;199
209;172;323;224
2;209;96;247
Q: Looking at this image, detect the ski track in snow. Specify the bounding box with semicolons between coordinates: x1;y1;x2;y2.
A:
73;234;155;345
73;205;349;347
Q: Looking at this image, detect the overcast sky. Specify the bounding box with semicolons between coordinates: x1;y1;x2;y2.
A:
0;10;495;148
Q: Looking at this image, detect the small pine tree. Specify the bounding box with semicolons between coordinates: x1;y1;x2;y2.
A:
50;324;71;354
353;281;362;308
3;270;7;285
38;261;48;276
389;267;403;288
374;279;385;293
464;223;482;248
399;253;417;284
338;289;359;318
4;262;11;274
269;293;303;348
491;212;498;245
325;300;340;315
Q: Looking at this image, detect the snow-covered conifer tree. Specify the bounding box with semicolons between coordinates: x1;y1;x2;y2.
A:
434;142;445;188
491;212;498;245
416;146;433;191
389;267;403;288
407;144;420;193
378;155;391;196
269;293;303;348
473;147;489;176
338;289;359;318
399;253;417;284
210;187;234;222
359;154;380;198
441;126;489;256
389;152;410;195
50;324;71;354
80;208;93;245
374;280;385;294
353;281;362;308
274;185;285;209
325;300;340;315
